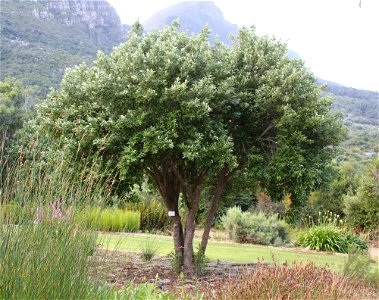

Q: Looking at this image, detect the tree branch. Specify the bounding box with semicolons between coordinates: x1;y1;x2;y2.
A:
169;157;193;199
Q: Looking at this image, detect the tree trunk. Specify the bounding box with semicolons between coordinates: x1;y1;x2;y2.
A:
200;168;228;254
183;208;197;274
171;211;184;265
148;164;184;267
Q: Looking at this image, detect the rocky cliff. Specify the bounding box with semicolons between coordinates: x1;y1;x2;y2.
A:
0;0;126;95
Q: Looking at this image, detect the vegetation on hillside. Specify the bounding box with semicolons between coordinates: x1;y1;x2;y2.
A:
0;0;125;96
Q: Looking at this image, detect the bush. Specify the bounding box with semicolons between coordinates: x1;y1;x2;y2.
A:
297;225;368;253
125;198;170;232
222;206;290;246
82;207;140;232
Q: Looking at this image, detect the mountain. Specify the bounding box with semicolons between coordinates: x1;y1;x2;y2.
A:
0;0;127;95
143;1;238;45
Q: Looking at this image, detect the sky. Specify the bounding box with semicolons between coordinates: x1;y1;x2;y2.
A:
107;0;379;91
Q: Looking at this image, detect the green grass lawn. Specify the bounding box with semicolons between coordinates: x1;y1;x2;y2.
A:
98;232;351;273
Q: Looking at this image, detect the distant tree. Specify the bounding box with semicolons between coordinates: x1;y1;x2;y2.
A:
0;78;32;151
308;160;362;217
35;22;343;273
344;155;379;231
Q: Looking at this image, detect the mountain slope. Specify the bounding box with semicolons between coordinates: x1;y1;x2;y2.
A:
143;1;238;45
0;0;126;95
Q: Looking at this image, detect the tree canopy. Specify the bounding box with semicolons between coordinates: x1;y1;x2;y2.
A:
33;22;343;272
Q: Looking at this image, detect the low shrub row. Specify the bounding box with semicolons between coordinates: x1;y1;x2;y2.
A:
80;207;140;232
222;206;290;246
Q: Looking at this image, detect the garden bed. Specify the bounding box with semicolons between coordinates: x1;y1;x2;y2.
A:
88;248;255;296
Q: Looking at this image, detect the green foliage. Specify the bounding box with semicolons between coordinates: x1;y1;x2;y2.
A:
222;206;290;245
114;281;177;300
0;77;35;152
297;226;367;253
1;200;22;224
168;250;182;274
306;160;362;217
343;155;379;231
125;198;171;232
193;245;209;276
81;207;140;232
31;22;343;207
0;207;176;299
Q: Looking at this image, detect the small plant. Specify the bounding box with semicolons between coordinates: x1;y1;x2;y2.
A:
297;225;368;253
141;238;159;262
168;250;182;274
193;245;209;276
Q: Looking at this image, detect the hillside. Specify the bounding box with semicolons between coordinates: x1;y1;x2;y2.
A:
143;1;238;45
0;0;127;96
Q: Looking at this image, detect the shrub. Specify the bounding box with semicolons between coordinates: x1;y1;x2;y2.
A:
222;206;290;246
297;225;368;253
125;198;170;232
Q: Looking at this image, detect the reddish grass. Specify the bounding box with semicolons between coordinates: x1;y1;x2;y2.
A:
203;261;378;300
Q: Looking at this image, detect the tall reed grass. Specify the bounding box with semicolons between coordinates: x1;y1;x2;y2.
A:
0;149;171;298
0;207;99;299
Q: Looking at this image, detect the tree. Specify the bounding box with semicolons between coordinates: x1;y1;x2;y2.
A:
0;77;33;152
35;22;343;273
344;155;379;231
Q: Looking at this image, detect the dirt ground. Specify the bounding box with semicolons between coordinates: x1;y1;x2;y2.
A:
88;248;253;296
